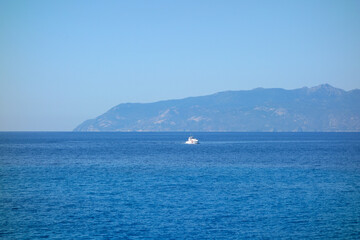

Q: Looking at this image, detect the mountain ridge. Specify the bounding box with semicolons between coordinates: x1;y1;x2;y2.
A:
74;84;360;132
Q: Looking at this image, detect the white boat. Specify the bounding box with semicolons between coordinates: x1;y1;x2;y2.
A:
185;136;199;144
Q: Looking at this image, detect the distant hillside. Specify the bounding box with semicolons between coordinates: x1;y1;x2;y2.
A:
74;84;360;132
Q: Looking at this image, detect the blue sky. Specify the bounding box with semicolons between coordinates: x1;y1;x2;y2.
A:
1;0;359;131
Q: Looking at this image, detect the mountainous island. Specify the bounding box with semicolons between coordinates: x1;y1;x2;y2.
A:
74;84;360;132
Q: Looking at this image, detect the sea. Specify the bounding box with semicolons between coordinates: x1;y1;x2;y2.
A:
0;132;360;239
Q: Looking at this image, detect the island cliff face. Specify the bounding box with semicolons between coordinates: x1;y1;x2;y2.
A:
74;84;360;132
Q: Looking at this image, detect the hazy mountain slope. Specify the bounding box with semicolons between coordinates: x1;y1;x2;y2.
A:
74;84;360;132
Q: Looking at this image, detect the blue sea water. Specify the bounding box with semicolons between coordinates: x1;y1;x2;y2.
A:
0;132;360;239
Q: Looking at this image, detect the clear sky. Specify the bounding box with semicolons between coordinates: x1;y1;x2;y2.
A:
1;0;359;131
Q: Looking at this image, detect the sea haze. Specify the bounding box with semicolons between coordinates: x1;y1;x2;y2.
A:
1;132;360;239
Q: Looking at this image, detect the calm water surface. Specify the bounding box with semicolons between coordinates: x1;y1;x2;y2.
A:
1;132;360;239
